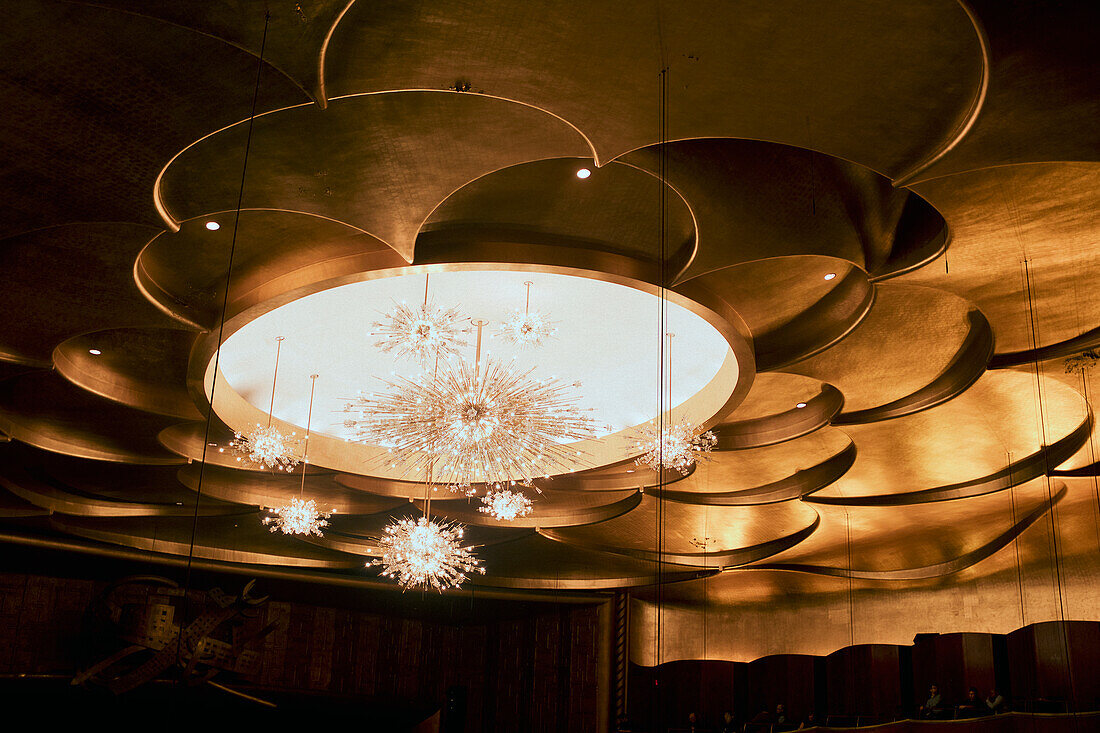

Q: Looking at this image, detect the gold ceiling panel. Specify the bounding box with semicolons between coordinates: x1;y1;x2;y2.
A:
0;488;49;519
84;0;352;105
419;158;695;264
136;211;404;329
542;495;819;567
53;328;201;420
907;3;1100;182
176;462;406;516
812;369;1089;501
324;0;982;174
0;1;305;240
0;224;172;366
0;372;185;465
156;91;592;261
51;513;362;569
902;162;1100;354
784;283;992;418
420;487;642;529
624;140;947;282
711;373;841;450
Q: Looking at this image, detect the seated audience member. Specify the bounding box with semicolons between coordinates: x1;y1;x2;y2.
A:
798;711;818;729
774;704;790;732
719;710;736;733
957;687;985;718
986;689;1006;714
919;684;944;719
687;711;699;732
744;707;771;733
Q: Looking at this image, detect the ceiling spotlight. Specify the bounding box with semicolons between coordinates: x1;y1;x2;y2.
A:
205;221;220;231
823;272;836;281
796;402;807;409
88;349;102;355
576;167;591;179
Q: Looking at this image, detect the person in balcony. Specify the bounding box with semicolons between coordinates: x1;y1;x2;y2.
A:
957;687;985;718
985;689;1006;714
719;710;736;733
919;684;944;719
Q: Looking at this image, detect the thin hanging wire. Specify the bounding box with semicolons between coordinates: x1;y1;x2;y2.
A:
179;11;271;664
298;374;319;496
266;336;285;426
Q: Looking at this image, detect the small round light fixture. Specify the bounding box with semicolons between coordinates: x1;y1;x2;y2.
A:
205;221;220;231
88;349;102;356
576;167;592;179
795;402;807;409
823;272;836;281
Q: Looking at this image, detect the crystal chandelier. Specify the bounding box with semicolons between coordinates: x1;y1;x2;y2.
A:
633;417;718;475
263;374;333;536
497;280;555;348
345;321;598;486
229;336;301;471
264;496;331;536
479;487;534;521
372;516;484;591
372;273;469;363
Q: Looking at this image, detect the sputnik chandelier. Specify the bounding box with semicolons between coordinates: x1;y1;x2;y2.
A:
372;273;469;363
229;336;302;471
479;487;534;521
372;515;484;592
345;320;598;488
632;333;717;475
497;280;555;348
264;374;332;536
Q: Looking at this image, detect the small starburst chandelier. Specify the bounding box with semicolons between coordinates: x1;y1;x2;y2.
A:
229;336;302;471
497;280;555;348
372;515;484;591
479;487;534;521
373;273;469;363
263;374;332;536
346;321;598;486
631;332;717;475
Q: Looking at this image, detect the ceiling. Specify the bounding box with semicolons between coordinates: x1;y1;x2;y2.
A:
1;1;1099;611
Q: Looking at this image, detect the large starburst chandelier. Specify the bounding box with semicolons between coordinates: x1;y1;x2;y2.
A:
346;321;598;486
372;515;484;591
229;336;302;471
633;417;718;475
479;487;534;521
497;280;555;348
372;273;469;363
263;374;332;536
631;332;718;474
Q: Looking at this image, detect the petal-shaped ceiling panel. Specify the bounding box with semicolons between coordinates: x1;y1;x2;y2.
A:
156;91;592;260
0;372;185;465
0;1;305;239
900;162;1100;354
136;211;404;329
811;370;1089;501
418;158;695;265
176;462;406;516
685;257;873;370
53;328;201;420
84;0;352;105
51;513;362;569
543;496;819;567
622;140;947;282
905;1;1100;183
784;284;993;421
0;224;173;366
324;0;983;175
710;373;842;450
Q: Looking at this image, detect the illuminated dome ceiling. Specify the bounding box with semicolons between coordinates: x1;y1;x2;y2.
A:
1;1;1099;597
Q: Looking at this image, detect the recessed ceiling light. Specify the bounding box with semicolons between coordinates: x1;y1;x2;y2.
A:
205;221;220;231
576;167;591;179
823;272;836;281
796;402;807;409
88;349;101;355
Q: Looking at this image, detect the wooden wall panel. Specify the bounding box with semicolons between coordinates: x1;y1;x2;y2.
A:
826;644;904;720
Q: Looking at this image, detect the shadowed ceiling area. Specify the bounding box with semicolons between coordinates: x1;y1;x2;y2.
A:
2;0;1100;665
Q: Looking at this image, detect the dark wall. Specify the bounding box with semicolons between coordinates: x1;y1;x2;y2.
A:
0;571;604;732
629;622;1100;730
